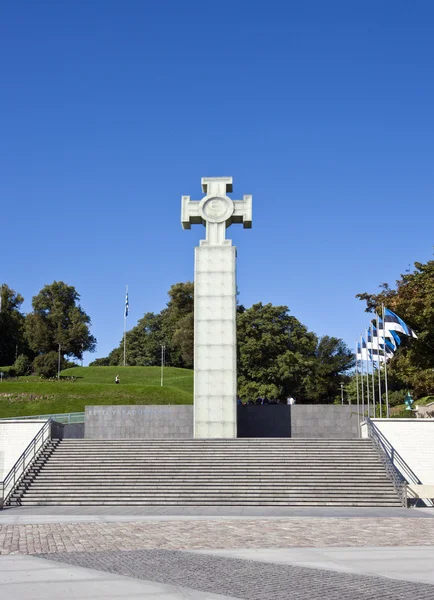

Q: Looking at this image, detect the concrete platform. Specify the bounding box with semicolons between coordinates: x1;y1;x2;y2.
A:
1;504;434;525
0;554;237;600
194;546;434;586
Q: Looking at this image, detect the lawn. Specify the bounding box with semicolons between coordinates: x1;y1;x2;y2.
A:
0;366;193;418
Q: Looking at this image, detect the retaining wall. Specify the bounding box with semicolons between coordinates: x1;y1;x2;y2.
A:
85;404;360;439
85;405;194;439
361;418;434;484
0;420;48;481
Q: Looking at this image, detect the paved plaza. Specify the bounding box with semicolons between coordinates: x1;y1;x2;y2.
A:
1;506;434;599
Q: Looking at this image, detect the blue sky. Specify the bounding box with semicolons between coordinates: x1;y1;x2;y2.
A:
1;1;433;364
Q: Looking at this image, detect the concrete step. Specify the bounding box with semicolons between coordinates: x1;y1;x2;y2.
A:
19;500;403;507
8;438;402;508
22;490;399;498
25;480;392;491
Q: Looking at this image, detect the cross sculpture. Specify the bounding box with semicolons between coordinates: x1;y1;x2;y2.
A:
181;177;252;245
181;176;252;438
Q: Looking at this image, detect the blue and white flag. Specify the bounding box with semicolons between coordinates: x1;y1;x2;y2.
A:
384;308;417;338
373;316;399;349
369;326;384;351
124;290;129;318
384;338;396;355
357;338;370;361
389;329;401;346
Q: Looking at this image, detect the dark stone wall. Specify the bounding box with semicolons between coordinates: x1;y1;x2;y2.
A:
63;423;85;439
237;405;291;437
237;404;361;439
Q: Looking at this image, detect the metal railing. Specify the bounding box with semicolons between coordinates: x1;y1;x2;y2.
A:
0;412;84;424
0;419;52;508
365;417;422;507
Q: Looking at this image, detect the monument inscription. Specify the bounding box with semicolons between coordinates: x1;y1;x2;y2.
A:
181;177;252;438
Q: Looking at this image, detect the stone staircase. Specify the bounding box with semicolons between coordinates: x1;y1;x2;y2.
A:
11;438;403;506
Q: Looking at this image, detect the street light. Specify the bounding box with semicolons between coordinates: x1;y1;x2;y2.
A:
161;345;166;387
341;383;344;405
58;344;61;380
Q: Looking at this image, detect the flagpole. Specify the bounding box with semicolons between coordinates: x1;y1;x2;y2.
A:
355;342;360;435
123;284;128;367
364;331;371;418
382;304;390;418
360;336;365;419
376;313;383;418
369;325;376;418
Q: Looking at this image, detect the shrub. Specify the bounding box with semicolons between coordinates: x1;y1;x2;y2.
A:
33;352;64;378
386;389;407;407
13;354;32;376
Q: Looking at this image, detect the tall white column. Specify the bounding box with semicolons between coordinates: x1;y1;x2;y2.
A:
194;245;237;438
181;177;252;439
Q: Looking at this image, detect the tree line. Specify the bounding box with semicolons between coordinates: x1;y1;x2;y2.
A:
0;281;95;377
92;282;355;403
3;254;431;402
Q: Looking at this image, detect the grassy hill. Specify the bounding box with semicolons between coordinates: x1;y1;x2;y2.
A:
0;366;193;418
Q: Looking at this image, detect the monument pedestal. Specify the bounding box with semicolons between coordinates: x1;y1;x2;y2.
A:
194;245;237;438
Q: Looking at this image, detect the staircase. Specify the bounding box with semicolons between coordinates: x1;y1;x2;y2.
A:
6;439;60;506
12;438;403;506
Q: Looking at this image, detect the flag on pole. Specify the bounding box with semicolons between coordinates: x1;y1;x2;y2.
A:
373;317;399;349
357;338;370;361
369;326;383;350
384;338;396;355
124;289;129;318
384;308;417;338
389;329;401;346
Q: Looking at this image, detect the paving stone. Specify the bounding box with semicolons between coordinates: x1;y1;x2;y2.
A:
1;517;434;555
36;549;434;600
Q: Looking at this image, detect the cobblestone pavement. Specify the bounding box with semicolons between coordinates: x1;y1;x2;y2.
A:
37;549;434;600
1;517;434;555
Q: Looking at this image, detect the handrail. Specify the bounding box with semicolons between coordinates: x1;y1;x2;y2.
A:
0;412;84;424
365;418;410;507
0;419;52;508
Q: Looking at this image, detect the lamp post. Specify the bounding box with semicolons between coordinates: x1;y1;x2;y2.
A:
341;383;344;405
161;345;166;387
58;344;61;380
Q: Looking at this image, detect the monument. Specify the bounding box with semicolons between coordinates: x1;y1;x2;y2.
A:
181;177;252;438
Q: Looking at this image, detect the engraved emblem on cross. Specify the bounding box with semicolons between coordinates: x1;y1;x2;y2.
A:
181;177;252;246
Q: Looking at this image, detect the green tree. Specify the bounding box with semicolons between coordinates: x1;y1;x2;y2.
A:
237;303;354;402
303;336;355;403
89;357;110;367
237;303;315;400
125;312;165;366
104;282;194;368
162;282;194;368
0;284;28;365
25;281;96;361
356;258;434;398
33;351;66;378
13;354;32;376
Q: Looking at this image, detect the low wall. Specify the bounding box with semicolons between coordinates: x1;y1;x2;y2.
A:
0;420;48;481
85;405;194;439
291;405;361;439
85;405;361;439
361;419;434;484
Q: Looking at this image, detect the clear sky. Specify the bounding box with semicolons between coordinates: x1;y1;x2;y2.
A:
1;1;433;364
